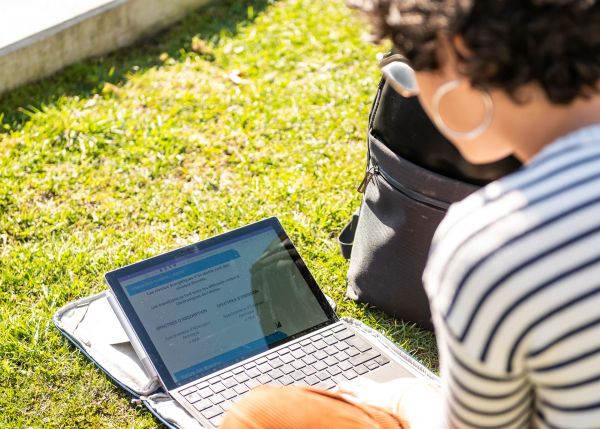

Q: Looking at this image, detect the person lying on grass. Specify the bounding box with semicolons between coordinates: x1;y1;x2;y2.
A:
221;0;600;428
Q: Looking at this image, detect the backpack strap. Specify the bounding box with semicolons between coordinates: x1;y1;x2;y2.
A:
338;211;359;259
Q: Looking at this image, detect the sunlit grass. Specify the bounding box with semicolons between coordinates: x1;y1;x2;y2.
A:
0;0;437;427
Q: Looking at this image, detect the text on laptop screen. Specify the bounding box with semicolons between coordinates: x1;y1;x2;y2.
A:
116;225;330;385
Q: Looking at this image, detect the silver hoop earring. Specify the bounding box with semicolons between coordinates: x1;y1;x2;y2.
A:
431;80;493;140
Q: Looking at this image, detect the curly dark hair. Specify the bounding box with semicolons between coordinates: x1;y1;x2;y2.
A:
348;0;600;104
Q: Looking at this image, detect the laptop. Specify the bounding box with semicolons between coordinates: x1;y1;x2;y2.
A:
105;217;426;428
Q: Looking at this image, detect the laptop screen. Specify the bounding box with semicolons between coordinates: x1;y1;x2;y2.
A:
105;218;336;389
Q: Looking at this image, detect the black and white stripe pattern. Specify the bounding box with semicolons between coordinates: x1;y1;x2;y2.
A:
424;126;600;429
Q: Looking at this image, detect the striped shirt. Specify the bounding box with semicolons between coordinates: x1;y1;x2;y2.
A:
423;125;600;429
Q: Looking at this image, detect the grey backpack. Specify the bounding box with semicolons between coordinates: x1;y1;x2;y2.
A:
340;75;520;329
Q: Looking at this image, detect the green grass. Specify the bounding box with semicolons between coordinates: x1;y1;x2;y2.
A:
0;0;437;427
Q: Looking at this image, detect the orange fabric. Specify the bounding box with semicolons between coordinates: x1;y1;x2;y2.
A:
221;386;407;429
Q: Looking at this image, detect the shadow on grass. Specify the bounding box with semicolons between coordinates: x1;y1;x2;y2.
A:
0;0;275;130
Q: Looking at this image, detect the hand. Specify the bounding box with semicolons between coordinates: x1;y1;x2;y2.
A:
336;377;444;429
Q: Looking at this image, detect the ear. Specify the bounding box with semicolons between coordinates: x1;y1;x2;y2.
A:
432;34;462;81
451;35;472;60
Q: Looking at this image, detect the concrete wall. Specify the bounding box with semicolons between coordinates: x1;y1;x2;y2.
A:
0;0;210;95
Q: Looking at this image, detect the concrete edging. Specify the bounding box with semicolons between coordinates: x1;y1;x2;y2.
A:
0;0;211;95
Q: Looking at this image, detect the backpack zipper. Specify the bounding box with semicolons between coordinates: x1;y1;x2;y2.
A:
357;162;450;211
356;165;378;193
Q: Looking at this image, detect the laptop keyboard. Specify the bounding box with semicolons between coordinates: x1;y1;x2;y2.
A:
179;324;390;427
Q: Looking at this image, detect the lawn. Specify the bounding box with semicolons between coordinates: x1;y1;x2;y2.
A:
0;0;437;427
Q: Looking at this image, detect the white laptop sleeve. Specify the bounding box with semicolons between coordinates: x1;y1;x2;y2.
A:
53;290;437;429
